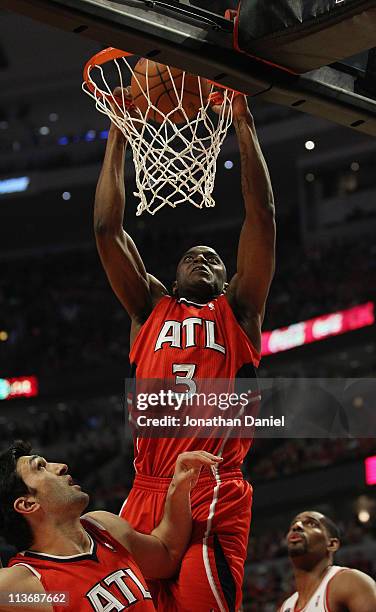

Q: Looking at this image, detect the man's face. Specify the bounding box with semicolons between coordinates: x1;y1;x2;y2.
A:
286;511;334;559
175;246;227;299
16;454;89;517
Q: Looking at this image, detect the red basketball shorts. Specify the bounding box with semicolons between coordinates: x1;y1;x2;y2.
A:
119;468;252;612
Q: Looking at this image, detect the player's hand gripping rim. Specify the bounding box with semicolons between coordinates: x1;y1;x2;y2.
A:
172;451;223;490
210;90;252;121
110;86;142;122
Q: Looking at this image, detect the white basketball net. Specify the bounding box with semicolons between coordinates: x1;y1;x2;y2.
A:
83;50;235;215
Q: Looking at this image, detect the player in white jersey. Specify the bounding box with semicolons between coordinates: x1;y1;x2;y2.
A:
279;511;376;612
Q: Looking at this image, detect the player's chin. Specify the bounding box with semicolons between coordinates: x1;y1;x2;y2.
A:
76;490;90;510
287;542;307;556
191;276;214;289
70;486;89;502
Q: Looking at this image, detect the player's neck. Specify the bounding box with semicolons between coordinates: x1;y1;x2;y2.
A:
178;289;219;304
29;517;91;556
293;559;332;605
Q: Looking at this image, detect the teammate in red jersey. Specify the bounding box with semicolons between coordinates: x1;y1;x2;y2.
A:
94;92;275;611
0;440;221;612
280;511;376;611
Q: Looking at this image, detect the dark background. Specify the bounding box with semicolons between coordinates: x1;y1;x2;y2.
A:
0;6;375;611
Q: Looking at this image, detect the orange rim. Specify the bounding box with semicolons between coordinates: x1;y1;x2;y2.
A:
83;46;242;105
83;47;133;99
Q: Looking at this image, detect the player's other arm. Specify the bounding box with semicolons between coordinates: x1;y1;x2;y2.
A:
330;568;376;611
94;105;167;324
0;566;52;612
85;451;222;579
227;95;276;352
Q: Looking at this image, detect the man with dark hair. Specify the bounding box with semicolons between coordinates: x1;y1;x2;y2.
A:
280;510;376;612
0;440;221;611
0;440;34;552
95;91;275;611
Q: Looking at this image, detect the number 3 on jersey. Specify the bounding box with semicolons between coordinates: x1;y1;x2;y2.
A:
173;364;197;394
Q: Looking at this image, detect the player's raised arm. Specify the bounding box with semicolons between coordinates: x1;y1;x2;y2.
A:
94;88;167;325
85;451;222;579
226;95;276;352
147;451;223;576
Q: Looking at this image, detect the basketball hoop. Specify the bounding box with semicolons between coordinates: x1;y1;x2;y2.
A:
82;48;236;215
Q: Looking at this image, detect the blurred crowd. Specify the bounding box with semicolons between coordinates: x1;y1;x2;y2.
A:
247;437;375;483
266;237;376;329
1;230;376;378
0;250;129;377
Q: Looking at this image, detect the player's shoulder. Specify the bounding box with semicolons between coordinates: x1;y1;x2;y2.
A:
0;564;43;590
278;591;297;612
329;566;376;599
331;566;375;587
0;566;51;612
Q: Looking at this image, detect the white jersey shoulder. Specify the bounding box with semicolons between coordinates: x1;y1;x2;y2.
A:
280;566;347;612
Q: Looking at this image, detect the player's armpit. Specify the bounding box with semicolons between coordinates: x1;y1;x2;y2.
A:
147;273;169;307
83;511;177;579
329;568;376;612
120;530;178;580
0;566;51;612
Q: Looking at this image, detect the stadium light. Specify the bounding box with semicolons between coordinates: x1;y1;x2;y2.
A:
85;129;96;142
0;176;30;195
305;140;315;150
358;510;370;523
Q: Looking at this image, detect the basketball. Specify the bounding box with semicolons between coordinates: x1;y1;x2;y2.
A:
131;58;211;124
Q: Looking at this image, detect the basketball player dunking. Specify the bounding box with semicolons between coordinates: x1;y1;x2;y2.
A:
280;511;376;611
94;93;275;611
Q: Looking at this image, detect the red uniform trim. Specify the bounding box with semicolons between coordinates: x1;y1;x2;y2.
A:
325;568;347;612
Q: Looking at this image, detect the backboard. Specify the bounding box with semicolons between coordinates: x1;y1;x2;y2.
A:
3;0;376;136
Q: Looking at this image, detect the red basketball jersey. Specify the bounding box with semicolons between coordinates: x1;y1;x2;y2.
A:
129;295;260;476
8;519;155;612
